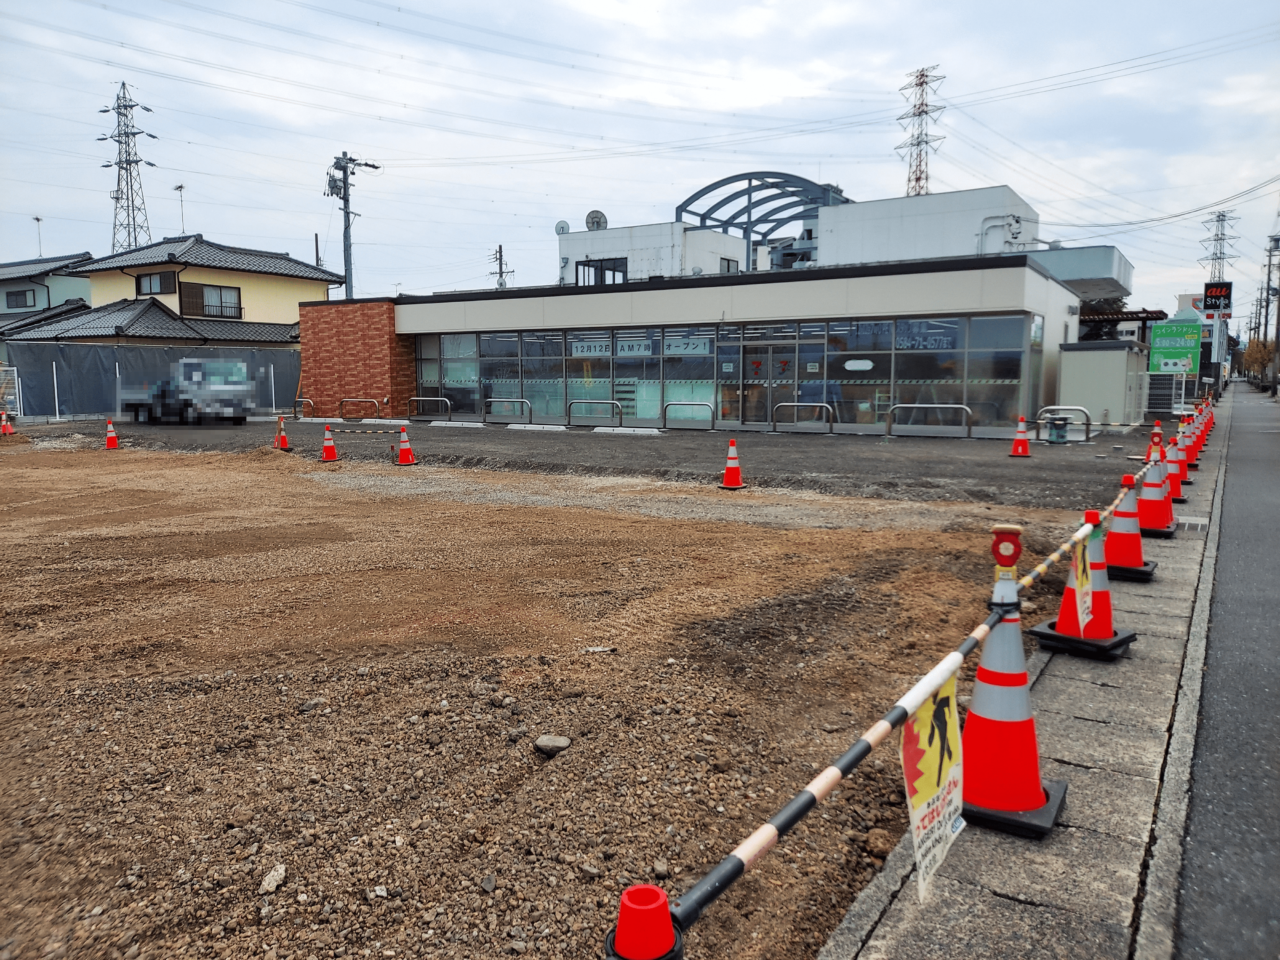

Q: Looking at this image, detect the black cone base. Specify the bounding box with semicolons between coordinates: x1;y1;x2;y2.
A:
1140;519;1178;539
1107;560;1157;583
1173;496;1188;504
1028;619;1137;661
964;779;1067;839
605;925;684;960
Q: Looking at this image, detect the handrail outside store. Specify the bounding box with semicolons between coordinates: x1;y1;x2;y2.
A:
1035;405;1093;442
408;397;452;420
661;401;716;430
338;398;381;420
770;402;835;434
885;403;974;438
483;397;533;424
292;398;314;420
567;399;623;428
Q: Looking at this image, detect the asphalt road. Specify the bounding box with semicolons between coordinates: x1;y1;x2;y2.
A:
18;416;1161;511
1177;395;1280;957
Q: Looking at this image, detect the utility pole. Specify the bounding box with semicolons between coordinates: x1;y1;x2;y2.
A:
896;66;945;197
32;217;42;257
1267;234;1280;397
174;184;185;233
324;151;380;298
490;245;513;288
98;82;157;253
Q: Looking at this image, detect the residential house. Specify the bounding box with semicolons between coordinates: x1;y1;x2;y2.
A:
0;252;93;319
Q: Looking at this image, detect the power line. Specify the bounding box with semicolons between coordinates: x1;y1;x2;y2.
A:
1199;211;1240;281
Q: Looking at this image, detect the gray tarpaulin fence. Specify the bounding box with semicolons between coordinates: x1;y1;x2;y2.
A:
4;343;300;418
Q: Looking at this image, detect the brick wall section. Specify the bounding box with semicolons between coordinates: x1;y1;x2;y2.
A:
298;300;415;419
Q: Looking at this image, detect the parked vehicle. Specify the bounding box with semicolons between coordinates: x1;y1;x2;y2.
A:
121;359;254;424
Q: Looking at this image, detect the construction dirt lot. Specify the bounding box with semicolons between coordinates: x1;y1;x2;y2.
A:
0;430;1096;960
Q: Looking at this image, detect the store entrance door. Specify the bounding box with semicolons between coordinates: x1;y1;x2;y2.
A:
742;345;796;423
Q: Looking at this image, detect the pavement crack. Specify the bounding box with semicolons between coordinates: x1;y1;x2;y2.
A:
989;889;1059;911
1047;757;1098;771
1070;714;1111;725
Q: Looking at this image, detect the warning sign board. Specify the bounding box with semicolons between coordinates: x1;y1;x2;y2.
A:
899;672;965;901
1073;537;1093;628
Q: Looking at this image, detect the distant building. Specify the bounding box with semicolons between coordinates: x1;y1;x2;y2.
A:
71;234;343;324
0;253;93;320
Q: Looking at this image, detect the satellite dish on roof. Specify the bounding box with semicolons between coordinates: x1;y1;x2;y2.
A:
555;220;570;235
585;210;608;231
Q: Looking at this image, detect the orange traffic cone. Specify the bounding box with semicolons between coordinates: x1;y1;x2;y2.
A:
1165;435;1186;503
395;426;416;466
319;424;340;462
605;884;681;960
1138;425;1176;537
1106;476;1157;582
1030;510;1138;659
718;439;745;490
273;415;292;452
1009;416;1031;457
1;410;13;435
105;419;119;450
1175;419;1194;486
961;524;1066;837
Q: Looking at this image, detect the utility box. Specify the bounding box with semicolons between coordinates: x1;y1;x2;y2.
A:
1060;340;1149;429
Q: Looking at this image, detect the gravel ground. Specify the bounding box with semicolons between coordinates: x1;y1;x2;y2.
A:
0;443;1074;960
19;417;1153;510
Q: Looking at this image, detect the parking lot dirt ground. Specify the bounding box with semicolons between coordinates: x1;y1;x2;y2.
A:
0;443;1080;960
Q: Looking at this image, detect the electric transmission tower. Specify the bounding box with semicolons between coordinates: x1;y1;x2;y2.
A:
98;82;157;253
1198;209;1239;281
896;66;945;197
325;151;380;298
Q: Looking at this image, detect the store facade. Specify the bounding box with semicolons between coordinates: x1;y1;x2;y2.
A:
299;255;1079;434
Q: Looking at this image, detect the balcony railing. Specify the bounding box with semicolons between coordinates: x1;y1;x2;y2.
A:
181;303;244;319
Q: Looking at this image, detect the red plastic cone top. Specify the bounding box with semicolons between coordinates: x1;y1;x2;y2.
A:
609;884;678;960
1009;416;1031;457
395;426;417;465
273;415;290;450
1;410;13;435
1053;511;1118;641
962;525;1048;814
319;424;340;462
718;438;745;490
1106;477;1148;570
105;419;119;450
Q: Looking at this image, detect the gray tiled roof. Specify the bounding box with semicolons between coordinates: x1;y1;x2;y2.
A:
0;298;91;336
6;298;298;344
0;252;94;282
72;235;344;284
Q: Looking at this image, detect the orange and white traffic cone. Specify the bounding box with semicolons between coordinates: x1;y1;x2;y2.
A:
1175;419;1194;486
1106;476;1157;582
105;419;119;450
273;415;292;452
1009;416;1031;457
1138;425;1176;538
961;524;1066;837
319;424;340;462
0;410;14;435
1165;434;1186;503
394;426;417;466
718;438;745;490
1030;510;1138;659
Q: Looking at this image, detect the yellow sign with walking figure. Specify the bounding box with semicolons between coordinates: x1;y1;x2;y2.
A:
899;672;965;900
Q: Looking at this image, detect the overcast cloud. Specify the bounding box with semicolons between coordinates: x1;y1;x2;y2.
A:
2;0;1278;323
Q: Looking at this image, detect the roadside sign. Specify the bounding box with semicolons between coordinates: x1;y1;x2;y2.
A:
1149;324;1202;374
899;671;964;901
1073;535;1093;628
1203;282;1232;312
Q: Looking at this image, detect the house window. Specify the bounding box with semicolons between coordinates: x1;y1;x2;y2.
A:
720;258;739;274
179;282;243;319
5;289;36;309
136;271;177;296
576;258;627;286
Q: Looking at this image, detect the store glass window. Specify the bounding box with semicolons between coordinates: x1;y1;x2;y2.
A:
440;333;479;414
521;331;564;358
895;318;964;351
567;329;612;411
968;316;1024;350
743;322;797;341
663;326;715;357
717;325;742;342
615;327;659;358
479;331;520;358
521;331;565;417
799;322;826;341
716;345;740;421
828;320;895;352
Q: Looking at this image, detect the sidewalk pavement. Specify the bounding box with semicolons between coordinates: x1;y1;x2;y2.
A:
819;397;1230;960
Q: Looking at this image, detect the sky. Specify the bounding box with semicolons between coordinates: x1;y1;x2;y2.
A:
2;0;1278;328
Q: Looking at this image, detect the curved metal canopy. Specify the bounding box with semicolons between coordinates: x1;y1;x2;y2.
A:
675;171;851;241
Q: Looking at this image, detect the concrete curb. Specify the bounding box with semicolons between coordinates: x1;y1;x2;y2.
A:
1132;396;1231;959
